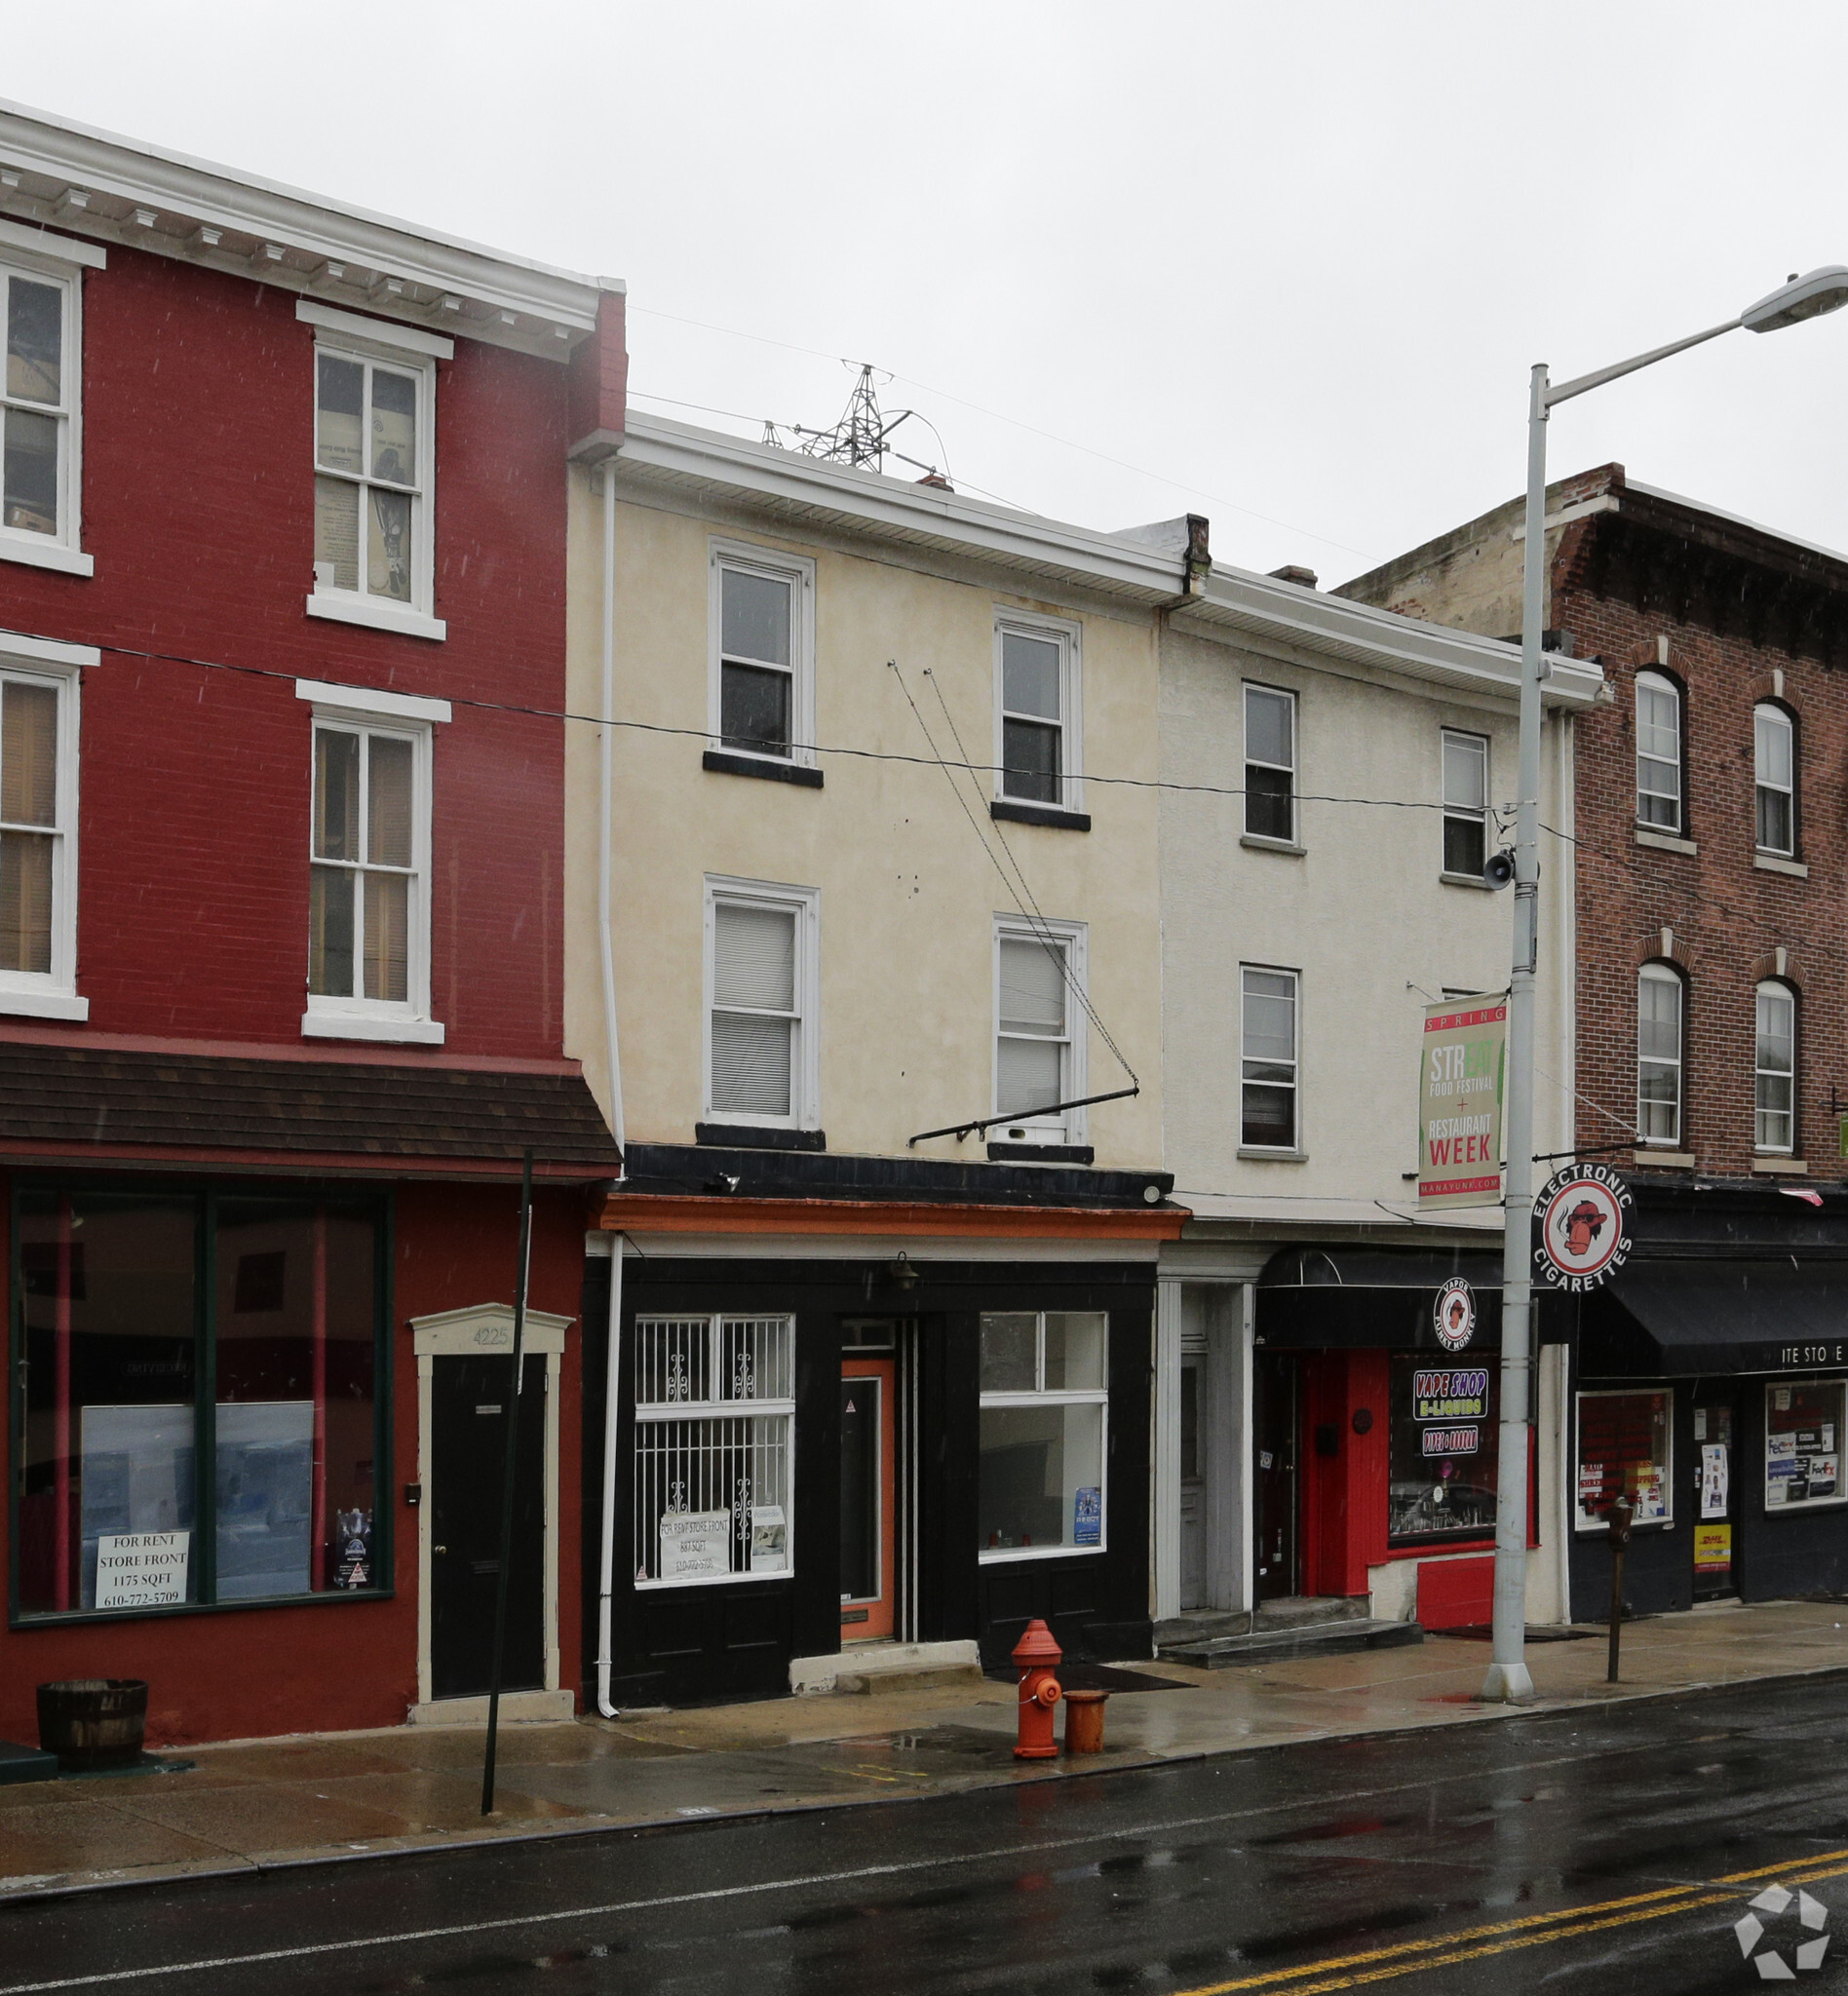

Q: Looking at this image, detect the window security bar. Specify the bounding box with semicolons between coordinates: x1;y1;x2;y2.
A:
906;1084;1139;1149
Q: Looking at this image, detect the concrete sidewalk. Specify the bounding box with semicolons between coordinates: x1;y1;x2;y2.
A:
5;1598;1847;1904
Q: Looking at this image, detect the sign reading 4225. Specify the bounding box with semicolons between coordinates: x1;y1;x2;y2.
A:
1532;1162;1633;1292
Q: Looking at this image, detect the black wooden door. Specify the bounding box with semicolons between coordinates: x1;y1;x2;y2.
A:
1252;1351;1298;1601
431;1354;546;1700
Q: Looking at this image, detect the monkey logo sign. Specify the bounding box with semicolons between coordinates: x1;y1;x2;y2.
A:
1532;1163;1633;1292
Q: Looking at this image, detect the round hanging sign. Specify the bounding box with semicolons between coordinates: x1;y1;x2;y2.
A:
1433;1277;1477;1351
1532;1162;1633;1291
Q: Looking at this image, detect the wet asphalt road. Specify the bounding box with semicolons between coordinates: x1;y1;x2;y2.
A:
11;1676;1848;1995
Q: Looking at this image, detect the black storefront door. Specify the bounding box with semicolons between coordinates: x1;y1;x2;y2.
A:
431;1354;547;1700
1253;1351;1298;1600
1692;1382;1739;1602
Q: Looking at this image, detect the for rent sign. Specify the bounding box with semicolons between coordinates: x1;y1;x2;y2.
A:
1418;999;1506;1209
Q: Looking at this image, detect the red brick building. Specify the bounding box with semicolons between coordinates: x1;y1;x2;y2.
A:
0;104;623;1746
1342;462;1848;1622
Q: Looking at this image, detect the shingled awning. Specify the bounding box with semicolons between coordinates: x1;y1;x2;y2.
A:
0;1040;622;1180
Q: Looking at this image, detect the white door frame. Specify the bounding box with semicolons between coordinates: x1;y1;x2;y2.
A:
409;1302;573;1722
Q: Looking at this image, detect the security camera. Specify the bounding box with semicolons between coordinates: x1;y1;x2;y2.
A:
1483;849;1517;890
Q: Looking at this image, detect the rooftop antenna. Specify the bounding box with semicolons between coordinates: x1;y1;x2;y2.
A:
789;362;917;474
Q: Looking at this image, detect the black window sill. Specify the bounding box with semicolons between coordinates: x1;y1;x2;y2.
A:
11;1587;393;1631
703;749;823;788
986;1141;1096;1164
989;799;1090;832
696;1123;826;1152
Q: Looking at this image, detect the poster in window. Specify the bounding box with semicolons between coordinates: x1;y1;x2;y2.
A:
1073;1486;1102;1546
1575;1390;1672;1530
1765;1381;1846;1510
94;1530;190;1609
660;1509;730;1581
750;1504;787;1573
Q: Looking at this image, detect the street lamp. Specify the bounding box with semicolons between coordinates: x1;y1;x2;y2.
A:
1483;266;1848;1705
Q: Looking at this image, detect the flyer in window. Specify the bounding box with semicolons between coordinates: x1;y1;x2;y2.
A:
750;1505;787;1572
1073;1486;1101;1546
659;1510;729;1581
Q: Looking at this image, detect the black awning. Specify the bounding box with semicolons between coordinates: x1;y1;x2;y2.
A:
1581;1256;1848;1377
1255;1245;1510;1354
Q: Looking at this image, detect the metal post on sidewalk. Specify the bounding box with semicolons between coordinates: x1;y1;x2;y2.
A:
1606;1495;1633;1685
481;1147;535;1817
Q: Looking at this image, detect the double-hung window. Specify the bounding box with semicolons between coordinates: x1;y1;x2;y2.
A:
996;615;1081;809
1243;684;1296;842
994;919;1086;1142
632;1314;794;1586
1755;980;1795;1154
0;641;84;1019
0;234;99;576
299;681;444;1046
1241;965;1299;1150
1442;729;1489;876
1636;965;1683;1147
1635;672;1682;830
709;543;813;766
302;303;446;640
706;878;820;1128
978;1311;1108;1557
1754;704;1795;856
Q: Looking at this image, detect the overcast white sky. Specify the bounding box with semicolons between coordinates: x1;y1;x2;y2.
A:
13;2;1848;585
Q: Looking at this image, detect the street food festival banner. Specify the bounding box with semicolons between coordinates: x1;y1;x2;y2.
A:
1418;999;1506;1208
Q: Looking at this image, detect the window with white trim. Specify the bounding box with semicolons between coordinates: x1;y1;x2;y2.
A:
705;878;820;1127
1241;965;1299;1149
311;338;436;624
0;659;79;1014
632;1314;795;1586
1636;964;1684;1147
1754;703;1795;855
993;918;1087;1142
979;1311;1108;1558
1441;729;1489;876
1755;979;1796;1154
305;714;436;1040
1635;672;1682;830
2;258;78;561
709;543;813;764
995;614;1081;809
1243;684;1296;841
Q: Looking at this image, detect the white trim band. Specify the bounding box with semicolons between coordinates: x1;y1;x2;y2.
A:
295;676;452;724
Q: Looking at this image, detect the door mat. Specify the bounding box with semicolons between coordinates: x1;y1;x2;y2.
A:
983;1661;1195;1693
1440;1624;1597;1643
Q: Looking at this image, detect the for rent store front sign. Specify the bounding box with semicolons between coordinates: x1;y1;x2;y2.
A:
1418;1000;1506;1209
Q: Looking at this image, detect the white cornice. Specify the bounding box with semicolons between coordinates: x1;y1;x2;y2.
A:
0;97;613;362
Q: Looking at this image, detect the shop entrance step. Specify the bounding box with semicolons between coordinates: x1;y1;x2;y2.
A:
1153;1597;1370;1651
1157;1617;1424;1670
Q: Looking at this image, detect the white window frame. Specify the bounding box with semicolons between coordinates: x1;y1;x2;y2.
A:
632;1312;797;1590
0;224;102;579
1754;979;1796;1155
992;915;1088;1143
298;681;445;1046
1240;962;1300;1152
978;1310;1109;1563
993;611;1083;812
301;303;447;643
1635;671;1682;831
0;633;90;1019
703;875;821;1130
1636;963;1684;1149
1753;702;1795;857
1242;682;1297;844
708;540;815;768
1440;728;1489;878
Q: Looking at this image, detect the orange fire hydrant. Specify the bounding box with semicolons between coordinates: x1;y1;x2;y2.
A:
1013;1618;1062;1759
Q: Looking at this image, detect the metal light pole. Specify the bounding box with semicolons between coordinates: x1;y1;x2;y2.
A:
1482;266;1848;1705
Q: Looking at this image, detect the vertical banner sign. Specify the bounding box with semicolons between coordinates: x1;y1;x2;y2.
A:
1418;999;1507;1209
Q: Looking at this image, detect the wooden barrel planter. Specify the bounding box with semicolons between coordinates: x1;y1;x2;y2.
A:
36;1679;148;1772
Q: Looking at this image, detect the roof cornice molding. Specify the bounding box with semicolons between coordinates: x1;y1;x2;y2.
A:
0;97;613;361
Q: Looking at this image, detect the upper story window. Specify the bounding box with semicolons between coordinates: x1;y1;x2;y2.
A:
0;641;85;1021
1243;684;1296;842
297;678;447;1046
994;919;1086;1142
1635;672;1682;830
705;877;820;1129
1241;965;1299;1151
1755;980;1796;1154
300;303;447;642
996;614;1081;810
0;232;99;579
1442;729;1488;876
710;543;814;765
1636;963;1684;1147
1754;704;1795;856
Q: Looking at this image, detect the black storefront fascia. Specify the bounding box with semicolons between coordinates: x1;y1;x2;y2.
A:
1572;1178;1848;1617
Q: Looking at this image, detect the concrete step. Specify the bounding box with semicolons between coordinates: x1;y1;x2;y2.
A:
1159;1618;1425;1670
1254;1595;1370;1631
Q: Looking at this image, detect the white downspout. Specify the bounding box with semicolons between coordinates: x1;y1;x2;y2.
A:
596;457;627;1718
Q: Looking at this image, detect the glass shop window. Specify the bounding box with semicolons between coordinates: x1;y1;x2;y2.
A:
1387;1354;1500;1543
978;1311;1107;1559
1575;1387;1673;1530
1764;1379;1845;1513
14;1188;386;1618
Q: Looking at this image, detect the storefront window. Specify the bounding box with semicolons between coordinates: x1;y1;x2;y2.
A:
978;1311;1107;1558
14;1188;386;1618
1575;1388;1672;1530
1388;1354;1499;1542
631;1314;794;1587
1765;1379;1844;1512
